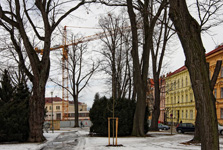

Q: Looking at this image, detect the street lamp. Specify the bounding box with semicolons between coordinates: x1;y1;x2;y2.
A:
51;91;54;133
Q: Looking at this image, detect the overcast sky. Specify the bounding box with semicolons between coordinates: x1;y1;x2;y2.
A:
44;2;223;108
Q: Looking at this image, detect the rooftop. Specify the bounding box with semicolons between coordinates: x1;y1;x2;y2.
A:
45;96;84;105
166;44;223;77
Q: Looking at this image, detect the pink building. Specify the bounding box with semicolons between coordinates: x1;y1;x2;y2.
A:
147;77;166;123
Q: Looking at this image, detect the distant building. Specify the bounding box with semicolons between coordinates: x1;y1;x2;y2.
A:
44;96;89;121
206;44;223;124
165;66;195;125
146;77;166;123
165;44;223;125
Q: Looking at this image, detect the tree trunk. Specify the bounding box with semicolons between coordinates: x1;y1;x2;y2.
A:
150;75;160;131
28;78;47;142
132;88;147;136
74;94;79;127
192;111;201;142
127;0;147;136
169;0;219;149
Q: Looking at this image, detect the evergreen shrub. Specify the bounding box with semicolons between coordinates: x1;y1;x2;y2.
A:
0;82;30;142
89;95;149;136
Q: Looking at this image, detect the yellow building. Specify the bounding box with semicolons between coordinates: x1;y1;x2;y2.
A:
45;96;89;121
165;66;196;125
165;44;223;125
206;45;223;124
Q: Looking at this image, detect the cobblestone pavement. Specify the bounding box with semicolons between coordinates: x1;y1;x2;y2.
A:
41;131;80;150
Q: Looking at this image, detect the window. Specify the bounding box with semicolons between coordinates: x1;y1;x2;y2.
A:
186;76;188;86
182;110;184;119
182;95;184;103
186;94;188;102
178;96;180;103
214;88;217;98
49;106;52;110
45;106;48;110
221;88;223;98
181;123;187;127
190;110;193;119
221;108;223;119
221;67;223;77
174;96;176;104
174;110;176;118
174;81;176;89
182;78;184;87
68;113;75;117
178;79;180;88
186;110;188;119
56;106;60;110
209;70;211;79
56;113;61;120
190;93;193;102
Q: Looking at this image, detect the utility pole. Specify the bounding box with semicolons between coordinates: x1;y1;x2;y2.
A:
51;92;54;133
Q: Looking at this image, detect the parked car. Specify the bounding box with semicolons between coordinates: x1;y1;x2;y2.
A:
218;124;223;135
176;123;195;133
158;123;170;130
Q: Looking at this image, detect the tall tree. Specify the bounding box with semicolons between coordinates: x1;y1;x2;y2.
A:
68;41;99;127
98;12;133;100
126;0;167;136
0;0;95;142
169;0;221;149
51;38;99;127
150;7;174;130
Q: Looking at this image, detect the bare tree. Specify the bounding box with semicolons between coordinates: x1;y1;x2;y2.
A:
150;7;174;131
68;40;99;127
0;0;95;142
191;0;223;143
126;0;167;136
51;37;99;127
169;0;222;149
98;12;133;100
99;0;167;136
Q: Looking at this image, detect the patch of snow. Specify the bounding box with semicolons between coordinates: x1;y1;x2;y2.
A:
0;128;223;150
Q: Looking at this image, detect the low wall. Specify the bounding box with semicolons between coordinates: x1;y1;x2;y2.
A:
60;120;92;128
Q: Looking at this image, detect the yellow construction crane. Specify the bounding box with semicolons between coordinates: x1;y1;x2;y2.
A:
35;26;111;120
36;25;132;120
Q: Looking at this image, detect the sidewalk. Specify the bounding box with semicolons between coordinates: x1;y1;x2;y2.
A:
0;127;223;150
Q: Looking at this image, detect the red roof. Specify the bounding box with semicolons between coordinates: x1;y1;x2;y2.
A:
206;44;223;57
148;78;165;86
45;97;62;103
166;66;187;77
149;79;154;86
45;96;83;104
166;44;223;77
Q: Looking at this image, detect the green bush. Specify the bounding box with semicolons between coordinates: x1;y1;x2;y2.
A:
89;95;149;136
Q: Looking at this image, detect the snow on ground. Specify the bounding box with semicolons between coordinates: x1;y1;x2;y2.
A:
0;130;62;150
0;128;223;150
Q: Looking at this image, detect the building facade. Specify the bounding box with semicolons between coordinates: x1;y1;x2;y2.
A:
165;44;223;125
165;66;196;125
206;45;223;124
146;78;166;123
44;96;89;121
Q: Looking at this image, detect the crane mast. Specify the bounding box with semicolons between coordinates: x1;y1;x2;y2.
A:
62;26;69;121
35;25;132;121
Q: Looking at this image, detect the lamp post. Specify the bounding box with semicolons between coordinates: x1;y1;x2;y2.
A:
51;91;54;133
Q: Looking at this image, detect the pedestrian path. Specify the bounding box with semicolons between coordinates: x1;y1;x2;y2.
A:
41;131;79;150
